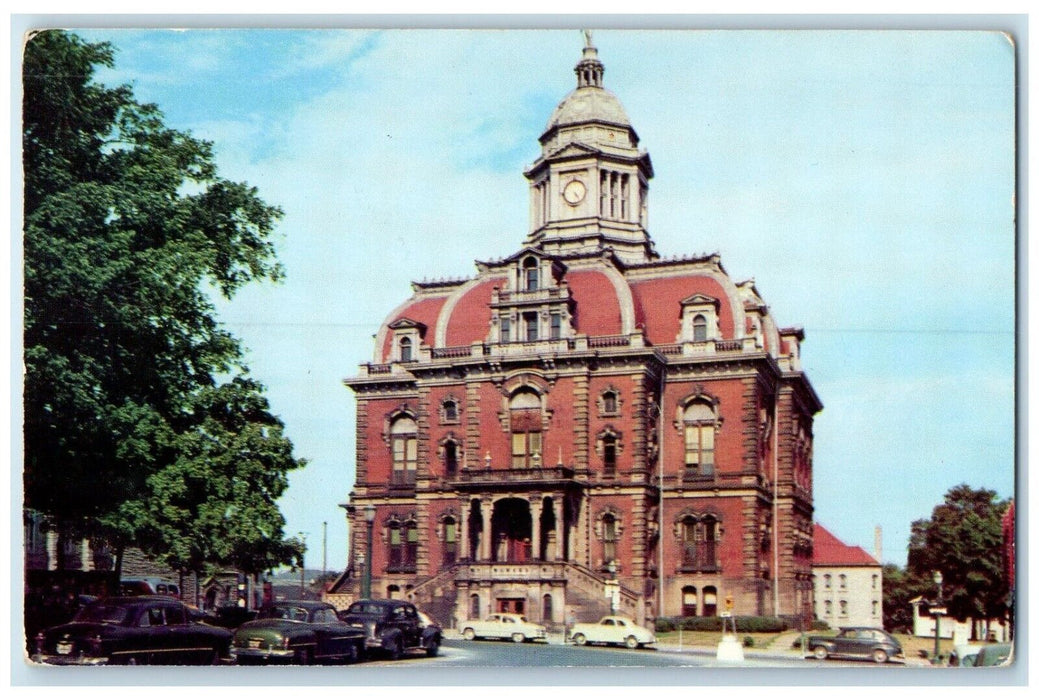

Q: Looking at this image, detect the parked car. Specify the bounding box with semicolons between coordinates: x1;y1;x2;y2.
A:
459;613;547;643
973;642;1012;667
32;595;231;665
951;643;982;667
120;578;180;598
206;603;258;629
338;599;442;659
806;627;904;664
230;600;366;665
568;615;656;649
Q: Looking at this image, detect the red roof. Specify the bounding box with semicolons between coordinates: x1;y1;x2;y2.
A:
813;524;879;566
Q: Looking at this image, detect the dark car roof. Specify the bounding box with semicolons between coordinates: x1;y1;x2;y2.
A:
262;600;334;609
93;596;185;606
348;599;405;608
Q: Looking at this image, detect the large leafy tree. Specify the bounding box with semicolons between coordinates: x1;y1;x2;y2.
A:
23;30;303;576
906;484;1009;623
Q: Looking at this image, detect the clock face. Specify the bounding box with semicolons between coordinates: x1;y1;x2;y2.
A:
563;179;586;205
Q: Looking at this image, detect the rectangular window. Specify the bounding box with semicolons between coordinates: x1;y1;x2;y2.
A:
444;522;458;565
550;313;561;339
500;317;510;343
684;425;715;478
393;436;417;484
620;173;629;219
512;431;542;468
524;313;538;341
603;441;617;476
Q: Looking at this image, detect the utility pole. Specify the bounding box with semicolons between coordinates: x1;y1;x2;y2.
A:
322;521;328;580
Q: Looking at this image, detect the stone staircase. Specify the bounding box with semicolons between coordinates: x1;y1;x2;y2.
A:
406;560;642;632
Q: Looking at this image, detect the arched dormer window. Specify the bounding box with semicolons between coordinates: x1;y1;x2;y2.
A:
692;314;708;342
523;256;539;291
682;400;716;480
399;337;413;362
390;416;418;485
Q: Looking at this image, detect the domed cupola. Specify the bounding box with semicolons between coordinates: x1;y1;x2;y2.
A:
524;31;656;264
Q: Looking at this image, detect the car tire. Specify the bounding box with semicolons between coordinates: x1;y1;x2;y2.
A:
812;646;829;660
388;637;404;661
426;638;440;657
573;633;587;646
872;649;889;664
125;655;139;666
511;633;525;644
210;646;222;665
625;635;639;650
463;628;476;641
296;648;312;665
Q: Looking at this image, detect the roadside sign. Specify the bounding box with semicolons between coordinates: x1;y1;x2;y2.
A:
931;607;948;615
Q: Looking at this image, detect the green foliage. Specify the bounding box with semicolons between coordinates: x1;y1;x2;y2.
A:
742;636;754;648
655;616;788;633
23;30;301;575
881;563;930;633
906;484;1009;623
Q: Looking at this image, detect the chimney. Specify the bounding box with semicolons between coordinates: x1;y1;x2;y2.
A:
874;525;883;563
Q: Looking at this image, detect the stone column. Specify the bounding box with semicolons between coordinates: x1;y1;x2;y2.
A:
460;499;471;560
553;497;565;561
480;498;494;561
530;497;543;560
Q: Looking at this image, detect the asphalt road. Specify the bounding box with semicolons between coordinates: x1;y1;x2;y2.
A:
360;639;813;668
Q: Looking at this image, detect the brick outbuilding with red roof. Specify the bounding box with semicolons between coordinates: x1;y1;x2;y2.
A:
812;524;883;629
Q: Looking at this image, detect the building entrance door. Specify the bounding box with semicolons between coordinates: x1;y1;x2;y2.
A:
497;598;525;614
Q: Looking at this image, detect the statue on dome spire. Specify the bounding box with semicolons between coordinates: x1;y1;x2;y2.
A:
576;30;603;88
583;29;594;48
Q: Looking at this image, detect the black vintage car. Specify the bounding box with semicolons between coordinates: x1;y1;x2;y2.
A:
806;627;905;664
33;596;232;665
231;600;366;665
339;599;442;659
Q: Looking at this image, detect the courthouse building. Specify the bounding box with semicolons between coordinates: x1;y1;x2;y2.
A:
338;37;821;628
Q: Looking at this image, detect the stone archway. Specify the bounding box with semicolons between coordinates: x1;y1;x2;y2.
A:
491;498;533;562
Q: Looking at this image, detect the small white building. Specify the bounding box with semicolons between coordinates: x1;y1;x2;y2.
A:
812;524;883;629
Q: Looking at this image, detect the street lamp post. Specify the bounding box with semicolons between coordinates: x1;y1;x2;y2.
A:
933;570;944;662
362;504;376;599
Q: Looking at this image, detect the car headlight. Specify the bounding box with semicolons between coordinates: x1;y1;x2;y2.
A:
366;622;377;640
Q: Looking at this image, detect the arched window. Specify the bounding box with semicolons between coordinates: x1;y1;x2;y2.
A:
390;416;418;485
839;600;848;616
679;514;719;571
681;586;698;617
542;594;553;622
443;516;458;565
387;584;400;599
603;391;618;414
602;514;617;564
692;314;708;342
399;337;413;362
681;516;697;569
523;256;539;291
470;594;480;619
702;587;718;617
602;434;617;476
839;574;847;589
510;390;542;469
443;399;458;423
824;574;832;589
444;440;459;478
682;401;716;480
824;599;832;616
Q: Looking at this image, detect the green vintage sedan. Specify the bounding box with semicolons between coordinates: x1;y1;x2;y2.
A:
230;601;366;665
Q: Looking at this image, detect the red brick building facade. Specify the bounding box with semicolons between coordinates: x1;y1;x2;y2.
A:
340;38;821;629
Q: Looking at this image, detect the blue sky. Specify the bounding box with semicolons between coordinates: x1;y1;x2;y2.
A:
66;28;1016;570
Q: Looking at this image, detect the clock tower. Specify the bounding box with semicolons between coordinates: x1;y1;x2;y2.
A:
524;32;657;264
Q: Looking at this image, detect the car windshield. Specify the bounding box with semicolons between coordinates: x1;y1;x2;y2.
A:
259;606;310;622
73;604;133;625
346;602;385;615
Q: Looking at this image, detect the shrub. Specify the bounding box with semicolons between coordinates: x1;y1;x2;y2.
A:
654;616;788;633
743;636;755;648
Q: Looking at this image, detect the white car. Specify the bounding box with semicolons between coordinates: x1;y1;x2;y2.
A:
459;613;547;643
569;615;656;649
